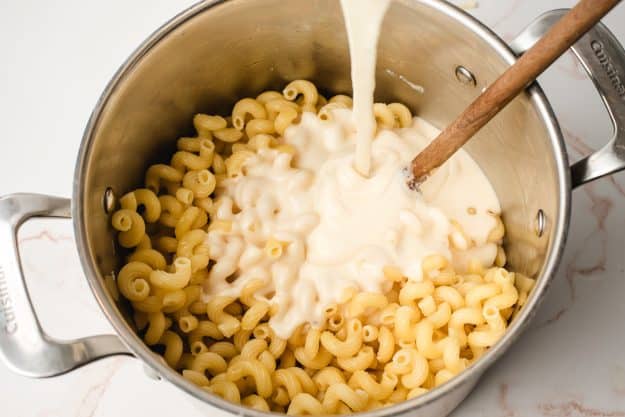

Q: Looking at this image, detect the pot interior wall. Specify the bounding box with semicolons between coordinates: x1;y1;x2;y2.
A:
80;0;559;327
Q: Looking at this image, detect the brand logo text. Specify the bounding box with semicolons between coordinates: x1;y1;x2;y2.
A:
591;40;625;99
0;266;17;335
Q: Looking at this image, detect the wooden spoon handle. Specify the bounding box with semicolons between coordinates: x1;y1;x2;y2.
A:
409;0;621;185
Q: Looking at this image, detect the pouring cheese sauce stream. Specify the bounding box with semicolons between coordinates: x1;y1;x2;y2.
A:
203;0;501;338
341;0;390;177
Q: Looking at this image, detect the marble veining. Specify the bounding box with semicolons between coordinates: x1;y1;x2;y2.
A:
0;0;624;416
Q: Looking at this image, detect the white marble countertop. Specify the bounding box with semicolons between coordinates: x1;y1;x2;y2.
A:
1;0;624;416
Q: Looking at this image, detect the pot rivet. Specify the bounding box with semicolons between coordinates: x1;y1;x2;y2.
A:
103;187;116;215
455;66;477;86
535;209;545;237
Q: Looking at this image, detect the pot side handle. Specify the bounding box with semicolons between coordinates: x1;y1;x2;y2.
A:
509;9;625;189
0;193;131;378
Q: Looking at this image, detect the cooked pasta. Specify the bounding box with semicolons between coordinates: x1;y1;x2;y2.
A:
373;103;395;129
194;114;227;136
150;257;192;290
232;98;267;131
119;188;161;223
128;249;166;270
111;209;145;248
109;81;533;415
388;102;413;128
283;80;319;108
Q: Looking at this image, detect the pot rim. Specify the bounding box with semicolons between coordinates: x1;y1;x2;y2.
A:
72;0;572;415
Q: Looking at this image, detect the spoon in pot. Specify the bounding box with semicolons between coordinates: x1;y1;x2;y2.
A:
406;0;621;189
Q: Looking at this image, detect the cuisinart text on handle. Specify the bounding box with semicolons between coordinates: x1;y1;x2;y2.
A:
591;39;625;99
0;266;17;335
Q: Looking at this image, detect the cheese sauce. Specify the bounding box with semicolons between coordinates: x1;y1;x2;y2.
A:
204;111;499;338
202;0;501;338
340;0;391;177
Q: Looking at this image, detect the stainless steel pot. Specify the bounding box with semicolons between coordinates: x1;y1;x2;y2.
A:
1;1;624;416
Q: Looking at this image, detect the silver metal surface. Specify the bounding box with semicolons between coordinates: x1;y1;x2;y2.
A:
0;193;130;377
142;363;162;381
455;65;477;86
535;209;546;238
0;1;621;417
72;1;571;416
510;9;625;189
102;187;116;215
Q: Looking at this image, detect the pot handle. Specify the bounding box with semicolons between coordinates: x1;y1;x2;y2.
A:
0;193;131;378
509;9;625;189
